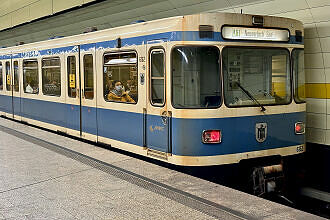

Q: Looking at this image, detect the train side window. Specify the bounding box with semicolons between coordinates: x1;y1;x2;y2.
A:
13;61;19;92
83;54;94;99
0;62;3;91
67;56;76;98
23;59;39;94
6;61;10;91
42;57;61;96
292;49;305;103
150;49;165;105
103;52;138;104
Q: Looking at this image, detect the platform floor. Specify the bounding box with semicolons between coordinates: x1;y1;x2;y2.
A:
0;117;324;219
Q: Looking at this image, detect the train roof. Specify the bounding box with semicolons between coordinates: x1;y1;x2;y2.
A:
0;12;304;56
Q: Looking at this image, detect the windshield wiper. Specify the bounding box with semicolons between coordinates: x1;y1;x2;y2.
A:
235;82;266;112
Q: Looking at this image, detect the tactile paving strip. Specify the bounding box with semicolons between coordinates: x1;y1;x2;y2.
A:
0;124;254;220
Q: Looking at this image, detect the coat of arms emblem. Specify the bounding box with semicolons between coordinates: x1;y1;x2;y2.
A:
256;123;267;143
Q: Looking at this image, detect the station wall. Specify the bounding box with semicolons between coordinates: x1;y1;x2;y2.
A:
0;0;329;145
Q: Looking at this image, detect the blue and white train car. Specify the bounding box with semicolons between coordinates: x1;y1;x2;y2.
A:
0;13;305;174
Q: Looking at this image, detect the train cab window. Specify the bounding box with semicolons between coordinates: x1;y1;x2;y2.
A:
172;46;221;108
13;61;19;92
293;49;305;103
67;56;76;98
223;47;291;107
103;52;138;104
150;49;165;105
6;61;10;91
42;57;61;96
83;54;94;99
0;62;3;91
23;59;39;94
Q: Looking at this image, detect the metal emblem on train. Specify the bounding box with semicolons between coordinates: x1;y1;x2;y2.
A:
256;123;267;143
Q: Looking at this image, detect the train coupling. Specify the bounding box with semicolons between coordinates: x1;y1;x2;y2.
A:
252;164;284;196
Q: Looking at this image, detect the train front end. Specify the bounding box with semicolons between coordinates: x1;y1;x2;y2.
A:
167;13;305;194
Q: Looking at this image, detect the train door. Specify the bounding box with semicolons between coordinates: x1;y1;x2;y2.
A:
12;59;21;120
80;45;97;141
145;44;172;153
4;58;13;118
65;48;80;137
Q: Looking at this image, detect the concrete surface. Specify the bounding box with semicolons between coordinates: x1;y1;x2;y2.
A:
0;117;324;219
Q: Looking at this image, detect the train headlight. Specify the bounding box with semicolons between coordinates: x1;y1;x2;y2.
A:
295;122;305;134
202;130;221;144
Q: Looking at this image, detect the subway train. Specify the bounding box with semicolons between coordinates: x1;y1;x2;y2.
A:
0;12;306;194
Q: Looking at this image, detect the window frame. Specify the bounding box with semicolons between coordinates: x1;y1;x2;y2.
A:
149;47;166;107
292;48;306;104
222;46;292;109
41;56;62;97
0;61;3;91
23;59;39;94
170;45;222;109
102;50;138;105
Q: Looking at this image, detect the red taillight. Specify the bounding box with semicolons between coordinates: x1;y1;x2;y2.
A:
295;122;305;134
296;124;301;132
202;130;221;144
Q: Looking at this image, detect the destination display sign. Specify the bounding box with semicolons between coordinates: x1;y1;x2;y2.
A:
222;26;290;42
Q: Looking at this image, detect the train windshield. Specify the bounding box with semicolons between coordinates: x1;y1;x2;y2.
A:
172;46;221;108
223;47;291;107
292;49;305;103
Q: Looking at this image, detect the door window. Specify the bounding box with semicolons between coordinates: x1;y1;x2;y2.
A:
67;56;77;98
0;62;3;91
13;61;19;92
83;54;94;99
6;61;10;91
150;49;165;106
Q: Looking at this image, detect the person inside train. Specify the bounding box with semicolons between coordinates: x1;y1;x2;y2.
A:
25;83;33;93
25;79;34;93
107;80;135;103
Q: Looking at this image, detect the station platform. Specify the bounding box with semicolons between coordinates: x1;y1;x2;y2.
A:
0;117;324;219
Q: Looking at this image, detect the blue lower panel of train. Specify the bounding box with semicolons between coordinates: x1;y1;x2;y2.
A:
171;112;305;156
97;107;144;147
21;98;66;127
0;95;305;158
0;94;12;114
